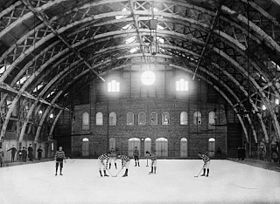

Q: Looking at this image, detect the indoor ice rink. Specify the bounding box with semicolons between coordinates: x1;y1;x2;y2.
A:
0;160;279;204
1;0;280;203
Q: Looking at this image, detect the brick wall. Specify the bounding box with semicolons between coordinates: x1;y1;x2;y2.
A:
70;69;228;158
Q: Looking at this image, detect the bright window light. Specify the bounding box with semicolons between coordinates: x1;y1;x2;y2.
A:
176;79;188;91
129;47;139;53
49;113;54;119
157;24;164;30
47;91;55;98
108;80;120;92
141;71;155;85
125;36;136;44
0;64;10;75
116;8;129;19
262;104;266;111
275;98;280;105
33;84;43;92
122;24;132;30
16;75;29;85
157;36;164;43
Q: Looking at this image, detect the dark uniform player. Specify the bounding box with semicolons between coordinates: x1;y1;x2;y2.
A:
198;152;210;177
54;146;66;176
146;151;157;174
98;153;110;177
133;146;140;167
28;144;33;161
7;145;17;162
117;154;130;177
22;147;27;162
0;147;4;167
37;146;43;160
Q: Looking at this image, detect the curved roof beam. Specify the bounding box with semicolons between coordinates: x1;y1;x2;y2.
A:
21;0;104;82
14;36;266;141
1;0;276;85
0;1;276;107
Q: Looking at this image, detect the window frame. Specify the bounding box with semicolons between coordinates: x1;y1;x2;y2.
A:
96;112;103;126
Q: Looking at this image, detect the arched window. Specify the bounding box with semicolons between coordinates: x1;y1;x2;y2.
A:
109;112;117;126
82;112;89;130
144;138;152;153
96;112;103;126
176;78;189;91
150;112;158;125
180;111;188;125
128;138;140;157
82;138;89;142
109;138;116;150
155;138;168;157
162;112;170;125
180;138;188;157
193;111;202;125
82;138;89;157
208;111;216;125
107;80;120;92
127;112;134;125
208;138;215;157
138;112;146;125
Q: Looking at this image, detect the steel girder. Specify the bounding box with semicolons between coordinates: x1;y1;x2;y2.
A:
0;0;278;142
23;29;272;141
7;31;270;142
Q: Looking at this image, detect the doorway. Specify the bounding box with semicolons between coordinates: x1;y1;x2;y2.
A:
82;138;89;157
155;138;168;157
180;138;188;157
128;138;140;157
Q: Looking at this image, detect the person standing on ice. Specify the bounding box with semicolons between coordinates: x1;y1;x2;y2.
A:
22;147;27;162
146;151;157;174
198;152;210;177
54;146;66;176
0;147;4;167
117;154;130;177
28;144;33;161
98;152;110;177
108;148;117;169
37;146;43;160
7;145;17;162
133;146;140;167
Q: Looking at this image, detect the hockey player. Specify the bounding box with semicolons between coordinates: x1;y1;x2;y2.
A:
0;147;4;167
146;151;157;174
117;154;130;177
198;152;210;177
98;152;110;177
7;145;17;162
133;146;140;167
108;148;117;169
54;146;66;176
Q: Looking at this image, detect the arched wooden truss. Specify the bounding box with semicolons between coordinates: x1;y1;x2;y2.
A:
0;0;280;144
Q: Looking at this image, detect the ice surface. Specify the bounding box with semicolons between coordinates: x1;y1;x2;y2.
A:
0;159;279;204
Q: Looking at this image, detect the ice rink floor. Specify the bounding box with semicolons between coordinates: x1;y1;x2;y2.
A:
0;159;279;204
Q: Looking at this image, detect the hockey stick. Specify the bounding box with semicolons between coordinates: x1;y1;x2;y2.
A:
194;166;203;178
112;168;124;177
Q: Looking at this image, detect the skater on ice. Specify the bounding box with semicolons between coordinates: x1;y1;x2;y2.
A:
54;146;66;176
108;148;117;169
117;154;130;177
133;146;140;167
98;152;110;177
146;151;157;174
7;145;17;162
198;152;210;177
